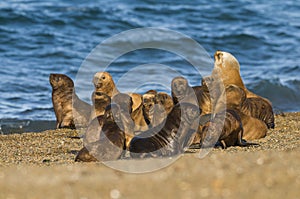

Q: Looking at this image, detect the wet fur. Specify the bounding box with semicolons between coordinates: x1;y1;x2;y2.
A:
129;103;200;158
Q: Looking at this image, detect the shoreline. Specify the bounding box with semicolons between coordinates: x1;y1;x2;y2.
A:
0;112;299;198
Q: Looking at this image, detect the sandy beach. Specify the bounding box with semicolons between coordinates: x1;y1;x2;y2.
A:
0;112;299;199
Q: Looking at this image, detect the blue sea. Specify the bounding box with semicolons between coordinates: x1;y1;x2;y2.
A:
0;0;299;133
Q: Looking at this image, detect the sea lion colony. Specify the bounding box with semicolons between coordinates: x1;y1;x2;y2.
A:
49;51;275;162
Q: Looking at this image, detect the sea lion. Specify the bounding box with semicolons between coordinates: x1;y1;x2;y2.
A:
111;93;136;147
201;109;258;149
212;50;255;97
93;71;142;112
156;92;174;115
129;103;201;158
90;91;111;120
76;104;127;162
142;92;157;125
93;71;147;132
212;50;274;112
142;91;174;129
224;84;268;140
241;97;275;129
171;76;211;114
49;74;91;129
93;71;119;98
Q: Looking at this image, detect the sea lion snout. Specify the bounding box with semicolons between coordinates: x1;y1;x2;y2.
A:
93;72;110;88
214;50;223;65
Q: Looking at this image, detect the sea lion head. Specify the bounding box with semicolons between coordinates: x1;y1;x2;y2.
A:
172;76;188;96
157;92;174;115
49;73;74;90
171;76;191;104
93;72;117;97
180;103;201;126
142;93;156;123
214;51;240;70
213;51;245;91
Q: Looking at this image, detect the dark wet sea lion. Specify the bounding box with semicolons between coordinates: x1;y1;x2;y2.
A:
112;93;136;147
171;76;211;114
49;74;91;129
90;91;111;120
201;109;258;149
171;76;193;105
223;84;268;140
142;92;157;125
241;97;275;129
76;104;126;162
129;103;201;158
142;91;173;129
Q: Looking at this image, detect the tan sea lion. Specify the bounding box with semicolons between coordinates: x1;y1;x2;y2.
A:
93;71;119;97
212;51;256;97
75;104;127;162
93;72;142;112
129;103;201;158
93;72;146;132
49;74;91;129
212;50;273;109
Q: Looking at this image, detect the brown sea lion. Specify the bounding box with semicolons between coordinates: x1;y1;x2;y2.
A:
129;103;201;158
142;91;174;128
171;76;211;114
111;93;136;147
49;74;91;129
142;92;157;125
156;92;174;115
241;97;275;129
90;91;111;120
224;84;268;140
93;72;147;132
75;104;127;162
201;109;258;149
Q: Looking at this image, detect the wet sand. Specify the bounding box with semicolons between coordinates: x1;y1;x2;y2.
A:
0;112;299;199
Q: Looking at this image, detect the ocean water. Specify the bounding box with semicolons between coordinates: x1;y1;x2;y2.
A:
0;0;299;133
